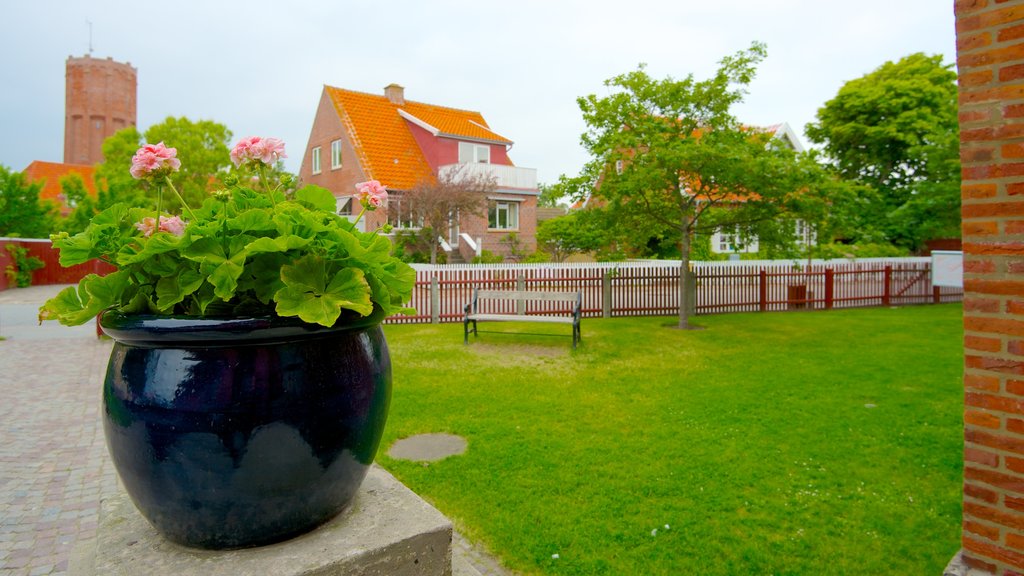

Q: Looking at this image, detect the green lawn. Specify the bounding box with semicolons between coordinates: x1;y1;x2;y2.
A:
378;304;964;575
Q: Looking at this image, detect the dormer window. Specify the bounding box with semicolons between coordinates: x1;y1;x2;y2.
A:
458;142;490;164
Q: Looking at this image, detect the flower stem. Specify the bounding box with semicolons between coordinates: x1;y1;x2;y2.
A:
258;164;277;208
164;176;198;221
351;205;367;229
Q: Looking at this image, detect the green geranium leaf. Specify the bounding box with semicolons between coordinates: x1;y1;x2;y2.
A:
246;235;312;254
228;209;276;233
51;232;97;267
117;232;187;266
37;270;130;326
294;185;338;213
275;256;373;326
155;267;206;311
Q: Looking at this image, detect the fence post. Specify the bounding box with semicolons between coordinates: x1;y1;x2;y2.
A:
516;272;526;315
825;268;834;310
883;265;892;307
602;271;612;318
933;285;941;304
430;274;440;324
759;269;767;312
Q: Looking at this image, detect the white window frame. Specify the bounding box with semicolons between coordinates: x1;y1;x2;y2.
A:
311;146;321;175
488;199;519;231
336;196;353;216
711;225;759;254
331;140;342;170
459;142;490;164
794;219;816;247
387;196;422;230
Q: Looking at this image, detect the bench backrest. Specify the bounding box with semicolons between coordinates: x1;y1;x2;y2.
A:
475;289;579;303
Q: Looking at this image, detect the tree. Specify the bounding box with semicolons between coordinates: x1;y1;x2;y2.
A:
57;173;98;235
536;210;608;262
398;164;495;264
805;53;959;249
94;117;234;213
566;43;827;329
0;165;58;238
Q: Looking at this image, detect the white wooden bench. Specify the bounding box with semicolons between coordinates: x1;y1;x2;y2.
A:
463;288;582;348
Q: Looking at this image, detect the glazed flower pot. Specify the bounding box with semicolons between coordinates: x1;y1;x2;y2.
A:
99;309;392;549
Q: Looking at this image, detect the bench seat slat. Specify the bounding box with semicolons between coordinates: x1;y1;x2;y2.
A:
467;314;576;324
474;290;579;302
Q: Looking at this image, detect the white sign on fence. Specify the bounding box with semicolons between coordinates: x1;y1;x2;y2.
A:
932;250;963;288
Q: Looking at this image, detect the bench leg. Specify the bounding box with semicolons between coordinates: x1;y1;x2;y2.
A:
464;319;469;344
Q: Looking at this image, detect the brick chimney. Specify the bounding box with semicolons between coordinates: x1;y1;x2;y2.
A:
384;83;405;106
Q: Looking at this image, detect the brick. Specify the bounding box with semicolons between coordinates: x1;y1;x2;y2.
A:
1006;143;1024;158
1010;531;1024;552
969;482;1002;504
956;0;989;14
1004;64;1024;83
1012;182;1024;195
970;335;1007;353
1010;380;1024;396
967;390;1024;413
968;427;1024;455
970;408;1004;428
972;446;1003;467
1009;221;1024;234
968;519;1003;542
971;372;1005;390
966;183;1000;199
966;259;999;273
1008;104;1024;119
966;220;1001;235
1002;23;1024;42
967;354;1024;375
963;242;1024;256
999;124;1024;140
967;499;1024;531
1011;300;1024;315
966;145;997;162
1011;455;1024;473
1010;417;1024;434
967;278;1024;295
963;108;995;124
965;315;1024;337
972;518;1005;543
1012;340;1024;355
962;549;999;575
965;126;998;142
961;84;1024;106
964;535;1024;570
963;163;1024;180
966;296;1003;313
1011;263;1024;274
964;68;997;87
960;29;994;52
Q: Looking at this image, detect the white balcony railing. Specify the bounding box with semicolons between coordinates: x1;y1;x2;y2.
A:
437;162;537;191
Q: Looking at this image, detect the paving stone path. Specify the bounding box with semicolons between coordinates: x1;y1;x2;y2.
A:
0;285;512;576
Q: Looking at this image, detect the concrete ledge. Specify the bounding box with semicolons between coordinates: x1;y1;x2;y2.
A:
73;465;453;576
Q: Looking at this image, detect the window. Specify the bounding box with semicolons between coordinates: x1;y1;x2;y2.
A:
387;196;421;229
336;196;353;216
794;219;815;247
615;160;624;175
311;146;321;175
712;225;758;254
458;142;490;164
488;200;519;230
331;140;342;169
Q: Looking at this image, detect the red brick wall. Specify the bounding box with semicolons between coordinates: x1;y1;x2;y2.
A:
64;55;137;166
957;0;1024;573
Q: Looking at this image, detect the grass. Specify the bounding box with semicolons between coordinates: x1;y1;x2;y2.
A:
378;304;964;575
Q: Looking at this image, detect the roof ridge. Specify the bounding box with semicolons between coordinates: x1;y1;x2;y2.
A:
325;85;483;115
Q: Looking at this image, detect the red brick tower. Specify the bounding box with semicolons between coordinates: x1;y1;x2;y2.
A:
64;55;137;165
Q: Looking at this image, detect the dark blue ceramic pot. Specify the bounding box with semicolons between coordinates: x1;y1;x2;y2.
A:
99;309;391;549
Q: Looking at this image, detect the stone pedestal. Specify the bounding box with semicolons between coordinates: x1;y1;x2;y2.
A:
71;465;453;576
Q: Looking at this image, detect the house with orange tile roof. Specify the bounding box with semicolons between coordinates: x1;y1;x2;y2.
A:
22;161;98;216
298;83;539;261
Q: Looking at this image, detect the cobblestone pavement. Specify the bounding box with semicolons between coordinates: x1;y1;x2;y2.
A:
0;286;118;576
0;285;513;576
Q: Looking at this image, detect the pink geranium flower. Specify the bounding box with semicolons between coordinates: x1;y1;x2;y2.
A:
130;142;181;179
354;180;388;210
134;215;187;238
230;136;287;168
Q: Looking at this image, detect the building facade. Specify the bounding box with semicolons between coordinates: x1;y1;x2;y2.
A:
64;55;137;166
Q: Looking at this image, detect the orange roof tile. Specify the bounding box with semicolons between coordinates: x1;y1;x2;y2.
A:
22;161;97;203
325;86;511;190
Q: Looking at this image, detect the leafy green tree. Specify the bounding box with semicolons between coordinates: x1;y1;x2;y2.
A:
537;182;568;208
536;210;607;262
565;43;829;328
398;164;493;264
94;118;234;213
57;173;98;235
805;53;959;249
0;165;58;238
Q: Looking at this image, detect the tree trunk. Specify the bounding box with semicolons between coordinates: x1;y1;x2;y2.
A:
677;215;695;329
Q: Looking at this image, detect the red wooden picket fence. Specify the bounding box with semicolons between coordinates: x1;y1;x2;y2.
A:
394;258;962;324
0;237;961;323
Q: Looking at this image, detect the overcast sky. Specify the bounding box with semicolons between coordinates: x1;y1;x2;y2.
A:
1;0;955;185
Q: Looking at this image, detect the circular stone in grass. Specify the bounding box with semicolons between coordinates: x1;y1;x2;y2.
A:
388;433;468;462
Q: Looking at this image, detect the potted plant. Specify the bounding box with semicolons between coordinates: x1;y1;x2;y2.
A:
39;138;415;549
